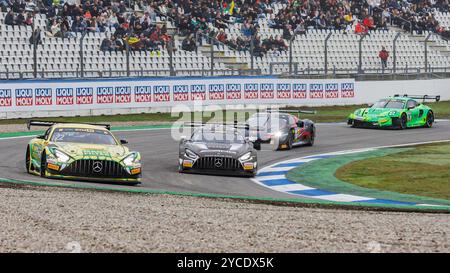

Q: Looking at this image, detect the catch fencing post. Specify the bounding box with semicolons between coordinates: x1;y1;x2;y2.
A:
79;31;87;78
324;32;332;74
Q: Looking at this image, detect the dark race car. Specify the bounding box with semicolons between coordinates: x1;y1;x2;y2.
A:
247;110;316;150
178;123;260;177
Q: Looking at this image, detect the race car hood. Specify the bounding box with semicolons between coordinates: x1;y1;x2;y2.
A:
353;108;399;120
186;142;249;157
50;143;130;160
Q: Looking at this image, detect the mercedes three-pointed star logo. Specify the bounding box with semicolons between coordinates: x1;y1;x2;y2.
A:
214;158;223;168
92;161;103;173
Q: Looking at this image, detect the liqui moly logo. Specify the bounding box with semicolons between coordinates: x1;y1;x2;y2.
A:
309;84;324;99
276;84;291;99
191;84;206;100
0;89;12;107
341;83;355;98
244;83;258;99
97;87;114;104
325;83;339;99
135;86;152;103
115;86;131;103
209;84;224;100
56;88;74;105
15;89;33;106
260;83;274;99
153;85;170;102
35;88;52;106
173;85;189;101
76;87;93;104
226;84;241;100
292;84;307;99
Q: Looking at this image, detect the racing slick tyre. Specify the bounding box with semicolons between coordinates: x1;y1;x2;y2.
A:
40;152;48;177
306;131;315;146
398;113;408;130
25;146;31;174
424;111;434;128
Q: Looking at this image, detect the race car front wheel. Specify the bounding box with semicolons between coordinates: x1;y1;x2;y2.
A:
425;111;434;128
40;152;47;177
25;146;31;174
399;113;407;130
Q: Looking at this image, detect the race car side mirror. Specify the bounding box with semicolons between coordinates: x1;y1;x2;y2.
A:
120;139;128;144
252;140;261;151
36;135;45;140
408;106;415;110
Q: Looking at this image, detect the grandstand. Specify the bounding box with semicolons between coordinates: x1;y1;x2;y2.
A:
1;0;450;79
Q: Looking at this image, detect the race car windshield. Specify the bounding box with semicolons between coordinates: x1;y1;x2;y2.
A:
51;128;118;145
191;131;245;144
248;114;288;131
372;99;404;109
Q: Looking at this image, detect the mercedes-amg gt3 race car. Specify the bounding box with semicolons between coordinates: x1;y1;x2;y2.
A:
178;123;260;177
247;110;316;150
347;94;440;129
25;120;142;185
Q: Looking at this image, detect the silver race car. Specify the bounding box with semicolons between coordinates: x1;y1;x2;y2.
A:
178;123;260;177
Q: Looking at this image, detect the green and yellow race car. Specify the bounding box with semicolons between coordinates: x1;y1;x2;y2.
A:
25;120;141;185
347;94;440;129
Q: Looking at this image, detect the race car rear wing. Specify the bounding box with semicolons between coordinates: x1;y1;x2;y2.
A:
394;94;441;102
266;109;317;115
183;122;249;130
27;120;111;130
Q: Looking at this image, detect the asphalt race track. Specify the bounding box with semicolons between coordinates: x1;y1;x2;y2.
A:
1;121;450;199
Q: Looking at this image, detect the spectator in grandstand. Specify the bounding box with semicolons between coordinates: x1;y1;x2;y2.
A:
4;9;15;25
378;46;389;70
29;26;42;46
181;35;197;52
100;36;114;51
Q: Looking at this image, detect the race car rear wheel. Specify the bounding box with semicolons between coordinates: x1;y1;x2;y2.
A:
25;146;31;174
40;152;47;177
425;111;434;128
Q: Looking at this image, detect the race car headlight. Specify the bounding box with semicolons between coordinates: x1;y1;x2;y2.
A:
184;149;199;160
123;153;139;165
53;149;70;163
239;152;252;161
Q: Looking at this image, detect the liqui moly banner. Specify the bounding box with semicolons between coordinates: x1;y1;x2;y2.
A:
0;77;359;113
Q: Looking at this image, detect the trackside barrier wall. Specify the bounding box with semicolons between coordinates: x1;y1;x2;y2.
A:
0;76;448;119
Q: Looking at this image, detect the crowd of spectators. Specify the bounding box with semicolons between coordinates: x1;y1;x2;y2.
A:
1;0;450;55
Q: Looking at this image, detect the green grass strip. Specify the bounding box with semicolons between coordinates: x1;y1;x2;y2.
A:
286;148;450;206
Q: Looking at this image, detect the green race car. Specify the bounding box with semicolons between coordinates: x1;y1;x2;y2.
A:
25;120;142;185
348;94;440;129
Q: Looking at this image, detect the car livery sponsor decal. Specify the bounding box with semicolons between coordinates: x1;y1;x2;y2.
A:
97;87;114;104
341;83;355;98
56;88;74;105
153;85;170;102
276;83;291;99
325;83;339;99
76;87;93;104
134;86;152;103
191;84;206;100
35;88;52;106
208;84;224;100
226;83;241;100
244;83;259;99
0;89;12;107
292;84;307;99
115;86;131;103
15;89;33;106
309;84;324;99
260;83;275;99
82;149;111;158
173;85;189;101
